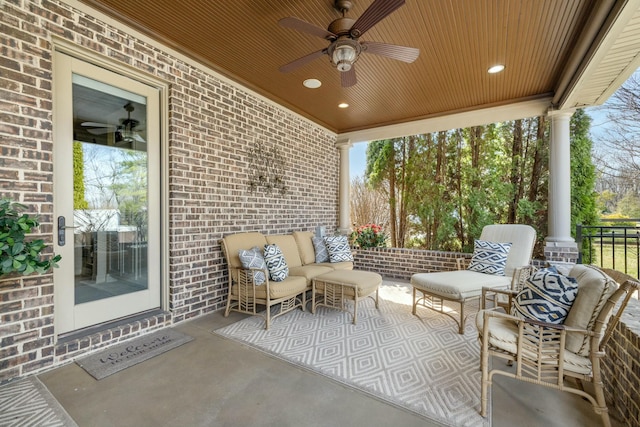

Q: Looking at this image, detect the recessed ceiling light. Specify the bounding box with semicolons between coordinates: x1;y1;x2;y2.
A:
488;64;505;74
303;78;322;88
338;103;349;108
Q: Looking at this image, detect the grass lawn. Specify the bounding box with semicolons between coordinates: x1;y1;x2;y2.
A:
583;241;639;278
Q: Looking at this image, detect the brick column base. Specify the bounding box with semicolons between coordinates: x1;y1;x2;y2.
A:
543;241;579;264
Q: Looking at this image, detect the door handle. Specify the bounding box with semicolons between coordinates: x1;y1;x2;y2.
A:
57;216;78;246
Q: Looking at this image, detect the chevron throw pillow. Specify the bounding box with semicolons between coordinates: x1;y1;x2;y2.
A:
263;244;289;282
238;246;267;285
467;239;512;276
512;267;579;324
324;235;353;263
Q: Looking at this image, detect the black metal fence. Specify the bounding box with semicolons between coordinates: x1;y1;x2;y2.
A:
576;219;640;279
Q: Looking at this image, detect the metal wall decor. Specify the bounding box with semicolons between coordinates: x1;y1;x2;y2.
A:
247;142;288;195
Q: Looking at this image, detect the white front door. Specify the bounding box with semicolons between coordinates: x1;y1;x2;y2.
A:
53;52;161;334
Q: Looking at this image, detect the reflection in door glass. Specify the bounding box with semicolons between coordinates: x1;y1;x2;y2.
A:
72;74;149;304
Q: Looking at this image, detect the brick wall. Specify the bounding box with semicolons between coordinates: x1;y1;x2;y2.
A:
602;304;640;427
353;247;470;280
0;0;339;382
543;242;579;263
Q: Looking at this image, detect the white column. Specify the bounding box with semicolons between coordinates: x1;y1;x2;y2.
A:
336;138;352;235
546;109;576;244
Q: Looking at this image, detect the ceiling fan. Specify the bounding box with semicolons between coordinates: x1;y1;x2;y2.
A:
81;102;145;144
278;0;419;87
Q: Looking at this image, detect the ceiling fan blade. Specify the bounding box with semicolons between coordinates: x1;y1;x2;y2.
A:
362;41;419;63
132;133;146;143
278;17;336;40
341;66;357;88
81;122;114;127
350;0;405;37
86;128;115;135
279;49;326;73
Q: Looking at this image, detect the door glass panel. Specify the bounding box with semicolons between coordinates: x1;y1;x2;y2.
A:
72;74;149;304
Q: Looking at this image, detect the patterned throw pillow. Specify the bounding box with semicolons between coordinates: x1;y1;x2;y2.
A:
312;236;330;263
263;244;289;282
238;246;267;285
324;235;354;263
467;239;512;276
512;268;579;324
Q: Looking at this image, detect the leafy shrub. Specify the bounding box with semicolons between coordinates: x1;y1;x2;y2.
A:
350;223;388;249
0;199;61;276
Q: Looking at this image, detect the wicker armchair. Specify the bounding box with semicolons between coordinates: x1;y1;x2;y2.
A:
477;265;639;427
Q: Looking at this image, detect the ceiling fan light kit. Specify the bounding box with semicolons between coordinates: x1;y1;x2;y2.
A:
278;0;419;87
329;39;361;72
117;102;142;144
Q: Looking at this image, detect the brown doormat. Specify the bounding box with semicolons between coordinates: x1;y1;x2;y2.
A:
77;329;193;380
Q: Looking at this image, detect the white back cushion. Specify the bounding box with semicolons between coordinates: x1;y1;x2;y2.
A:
480;224;536;278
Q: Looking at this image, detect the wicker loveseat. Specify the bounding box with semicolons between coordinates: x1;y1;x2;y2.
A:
221;231;353;328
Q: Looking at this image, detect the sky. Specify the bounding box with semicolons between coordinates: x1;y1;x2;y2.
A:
350;142;368;178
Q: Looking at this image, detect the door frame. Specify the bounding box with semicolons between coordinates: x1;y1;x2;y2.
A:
52;38;169;336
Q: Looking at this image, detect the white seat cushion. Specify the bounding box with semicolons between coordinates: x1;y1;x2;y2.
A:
313;270;382;297
475;310;592;375
411;270;511;300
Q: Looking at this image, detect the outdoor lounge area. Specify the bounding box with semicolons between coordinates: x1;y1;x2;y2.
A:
28;279;635;427
3;1;640;427
30;284;624;427
3;267;639;426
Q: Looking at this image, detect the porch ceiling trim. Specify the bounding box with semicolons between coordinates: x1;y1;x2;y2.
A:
556;0;640;109
338;95;553;144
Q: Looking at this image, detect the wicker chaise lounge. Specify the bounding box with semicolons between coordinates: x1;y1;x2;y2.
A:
411;224;537;334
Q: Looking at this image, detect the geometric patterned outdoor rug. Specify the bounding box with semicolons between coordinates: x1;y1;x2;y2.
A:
0;376;78;427
214;281;490;427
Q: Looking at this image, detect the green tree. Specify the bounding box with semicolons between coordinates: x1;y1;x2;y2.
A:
570;109;599;234
366;138;417;247
616;191;640;218
406;131;457;250
359;111;597;259
73;141;89;210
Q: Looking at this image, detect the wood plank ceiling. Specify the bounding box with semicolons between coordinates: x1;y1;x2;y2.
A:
78;0;625;134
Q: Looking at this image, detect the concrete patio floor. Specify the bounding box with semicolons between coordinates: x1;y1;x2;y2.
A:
38;305;622;427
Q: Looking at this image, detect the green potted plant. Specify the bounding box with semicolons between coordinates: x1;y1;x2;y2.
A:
0;198;61;276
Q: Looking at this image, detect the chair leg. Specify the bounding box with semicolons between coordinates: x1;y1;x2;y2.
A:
224;292;233;317
265;301;271;330
458;300;465;334
374;287;379;309
480;339;490;416
353;295;358;325
412;286;417;315
593;378;612;427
